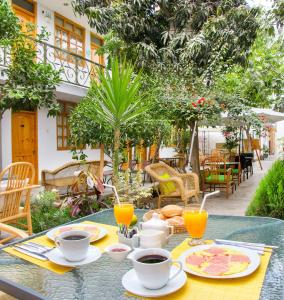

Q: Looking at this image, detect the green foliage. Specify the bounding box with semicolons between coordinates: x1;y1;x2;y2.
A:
72;0;259;82
116;170;153;206
0;30;61;117
214;32;284;110
0;0;20;45
89;58;146;128
70;57;149;185
31;191;73;233
221;126;240;151
246;160;284;219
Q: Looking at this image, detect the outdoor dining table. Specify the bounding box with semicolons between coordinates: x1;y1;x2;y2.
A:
1;209;284;300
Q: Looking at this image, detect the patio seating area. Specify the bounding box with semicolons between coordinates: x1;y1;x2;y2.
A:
1;1;284;299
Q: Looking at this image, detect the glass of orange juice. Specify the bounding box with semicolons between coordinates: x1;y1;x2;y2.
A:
183;209;208;245
114;203;134;229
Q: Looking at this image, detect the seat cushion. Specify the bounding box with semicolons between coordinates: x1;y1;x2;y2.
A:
205;175;232;183
232;169;239;174
159;173;176;194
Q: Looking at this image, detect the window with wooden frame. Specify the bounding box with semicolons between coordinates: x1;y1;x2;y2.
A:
90;33;104;66
12;0;36;36
54;14;85;63
90;33;104;79
56;101;76;150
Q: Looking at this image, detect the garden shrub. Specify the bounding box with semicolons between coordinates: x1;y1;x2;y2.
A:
30;191;74;233
246;160;284;219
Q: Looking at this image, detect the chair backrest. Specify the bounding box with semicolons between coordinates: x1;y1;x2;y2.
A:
145;161;179;181
202;156;227;175
0;162;35;219
0;162;35;190
42;160;107;184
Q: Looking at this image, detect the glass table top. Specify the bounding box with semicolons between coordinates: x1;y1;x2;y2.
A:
1;209;284;300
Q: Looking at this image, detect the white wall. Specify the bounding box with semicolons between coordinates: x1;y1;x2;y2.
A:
276;121;284;158
37;109;107;175
1;110;12;169
37;3;54;42
199;127;225;154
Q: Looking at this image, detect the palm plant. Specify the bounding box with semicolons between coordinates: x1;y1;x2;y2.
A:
88;57;148;186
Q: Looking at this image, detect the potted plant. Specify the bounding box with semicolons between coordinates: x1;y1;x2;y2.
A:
262;145;269;160
221;126;240;161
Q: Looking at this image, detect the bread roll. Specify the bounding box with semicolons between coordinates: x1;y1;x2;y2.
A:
167;216;184;226
161;205;183;217
158;213;167;220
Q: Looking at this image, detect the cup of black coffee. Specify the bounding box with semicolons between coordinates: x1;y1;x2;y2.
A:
128;248;182;289
55;230;90;262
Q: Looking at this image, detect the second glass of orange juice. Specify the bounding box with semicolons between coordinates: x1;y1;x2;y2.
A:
183;209;208;245
114;203;134;228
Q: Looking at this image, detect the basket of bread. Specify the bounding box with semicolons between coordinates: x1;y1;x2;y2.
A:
143;205;186;234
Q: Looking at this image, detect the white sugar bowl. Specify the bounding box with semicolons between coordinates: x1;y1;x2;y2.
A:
140;213;174;246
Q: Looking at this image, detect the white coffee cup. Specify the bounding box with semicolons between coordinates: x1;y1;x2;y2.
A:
55;230;90;262
128;248;182;290
132;229;164;249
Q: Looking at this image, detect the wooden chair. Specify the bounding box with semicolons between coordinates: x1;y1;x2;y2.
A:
0;162;39;236
145;161;199;208
0;223;28;244
202;157;235;198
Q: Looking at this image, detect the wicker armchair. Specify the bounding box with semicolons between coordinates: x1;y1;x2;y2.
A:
0;162;39;236
145;161;199;208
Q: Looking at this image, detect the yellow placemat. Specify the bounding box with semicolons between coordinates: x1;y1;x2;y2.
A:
157;239;272;300
4;221;118;275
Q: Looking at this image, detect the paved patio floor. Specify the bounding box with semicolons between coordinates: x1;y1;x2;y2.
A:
204;157;275;216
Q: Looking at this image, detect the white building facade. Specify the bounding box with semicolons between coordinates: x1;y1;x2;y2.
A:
0;0;106;182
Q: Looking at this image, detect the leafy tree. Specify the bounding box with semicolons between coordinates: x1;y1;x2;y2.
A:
70;69;172;164
70;58;149;187
221;126;240;154
72;0;259;79
158;82;220;176
0;31;61;119
215;33;284;110
0;0;20;45
72;0;260;175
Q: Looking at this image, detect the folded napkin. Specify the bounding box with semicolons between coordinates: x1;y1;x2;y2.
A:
4;221;118;275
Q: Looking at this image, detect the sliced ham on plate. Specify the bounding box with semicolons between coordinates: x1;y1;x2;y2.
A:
209;255;230;264
204;247;225;255
186;254;206;266
203;263;229;276
230;254;251;264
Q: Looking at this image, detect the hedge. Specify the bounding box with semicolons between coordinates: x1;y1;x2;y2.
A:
246;160;284;219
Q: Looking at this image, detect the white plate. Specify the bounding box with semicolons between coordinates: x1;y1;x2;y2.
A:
122;266;187;298
179;244;260;279
46;245;101;267
46;223;108;243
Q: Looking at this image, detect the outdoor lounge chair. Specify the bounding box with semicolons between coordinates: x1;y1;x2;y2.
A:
145;161;200;208
202;157;235;198
0;162;39;236
41;160;107;196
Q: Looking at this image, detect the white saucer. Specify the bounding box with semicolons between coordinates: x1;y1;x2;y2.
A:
46;245;101;267
122;266;187;298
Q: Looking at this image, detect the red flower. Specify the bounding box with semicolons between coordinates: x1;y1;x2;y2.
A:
192;102;197;107
197;97;205;104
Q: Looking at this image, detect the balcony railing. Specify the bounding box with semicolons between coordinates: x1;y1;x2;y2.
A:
0;38;103;88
